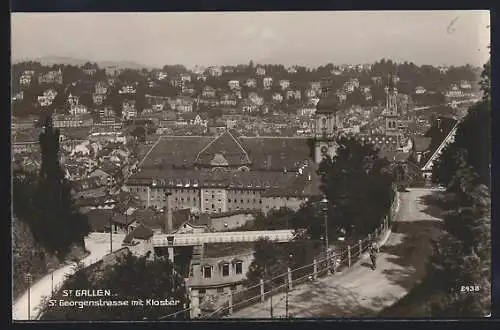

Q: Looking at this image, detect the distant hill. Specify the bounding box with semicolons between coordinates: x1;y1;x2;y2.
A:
13;56;153;70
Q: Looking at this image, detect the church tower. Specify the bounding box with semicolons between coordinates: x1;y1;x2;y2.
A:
314;78;341;164
384;75;399;136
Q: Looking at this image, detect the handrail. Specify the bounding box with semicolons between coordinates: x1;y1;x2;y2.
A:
158;192;398;319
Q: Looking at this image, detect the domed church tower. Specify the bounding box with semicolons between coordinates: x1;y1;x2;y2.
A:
314;78;341;163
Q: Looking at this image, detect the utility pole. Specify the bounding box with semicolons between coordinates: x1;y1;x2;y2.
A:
25;273;32;320
286;254;293;318
107;186;113;254
264;264;273;318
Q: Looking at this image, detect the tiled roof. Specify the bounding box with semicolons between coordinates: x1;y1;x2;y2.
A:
132;208;163;229
209;209;261;219
71;177;104;192
123;224;153;244
195;130;251;167
140;136;214;168
413;136;432;152
239;137;313;171
316;92;341;114
261;171;321;198
139;135;314;172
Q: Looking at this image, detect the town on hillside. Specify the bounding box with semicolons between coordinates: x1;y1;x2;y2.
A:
12;11;491;322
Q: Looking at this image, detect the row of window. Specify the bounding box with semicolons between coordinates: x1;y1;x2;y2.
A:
228;199;261;204
202;262;243;279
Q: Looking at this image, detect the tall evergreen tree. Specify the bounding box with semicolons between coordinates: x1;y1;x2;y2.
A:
30;114;90;260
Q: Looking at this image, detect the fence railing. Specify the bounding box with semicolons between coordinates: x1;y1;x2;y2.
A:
158;191;400;320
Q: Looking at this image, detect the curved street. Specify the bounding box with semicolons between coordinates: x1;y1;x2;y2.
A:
12;233;126;321
228;188;444;318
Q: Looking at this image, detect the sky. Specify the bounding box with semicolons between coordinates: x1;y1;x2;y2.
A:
11;11;490;68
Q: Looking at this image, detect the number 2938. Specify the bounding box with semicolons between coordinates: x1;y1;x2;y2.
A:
460;285;480;293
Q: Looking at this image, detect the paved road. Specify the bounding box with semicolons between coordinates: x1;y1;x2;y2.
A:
12;233;126;321
228;188;444;318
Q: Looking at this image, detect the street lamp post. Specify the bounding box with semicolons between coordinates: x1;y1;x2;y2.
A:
24;273;32;320
320;196;329;255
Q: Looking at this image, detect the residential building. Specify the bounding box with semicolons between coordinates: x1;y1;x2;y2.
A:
415;86;426;95
68;93;79;107
181;74;192;83
371;76;383;85
20;74;32;86
248;93;264;106
263;77;273;89
12;91;24;101
169;97;195;113
202;86;216;98
155;71;168;81
38;69;63;85
37;95;52;107
69;104;89;116
219;94;237;107
245;78;257;88
241;100;258;113
228;80;240;90
119;85;137;94
305;89;316;98
272;93;283;103
43;89;58;101
344;81;355;93
256;67;266;76
287;67;297;74
446;85;463;98
188;249;254;304
207;66;222;77
83;68;97;76
297;107;316;117
95;81;108;95
122;100;137;120
105;66;122;77
336;92;347;103
93;93;106;106
460;80;472;89
286;90;301;100
310;82;321;93
279;80;290;90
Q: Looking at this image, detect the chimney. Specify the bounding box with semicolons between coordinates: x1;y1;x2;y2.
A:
165;193;173;234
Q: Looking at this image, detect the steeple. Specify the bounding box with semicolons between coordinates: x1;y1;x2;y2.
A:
384;74;399;136
313;77;340;163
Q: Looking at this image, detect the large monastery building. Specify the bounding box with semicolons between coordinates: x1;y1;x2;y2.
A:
126;76;409;215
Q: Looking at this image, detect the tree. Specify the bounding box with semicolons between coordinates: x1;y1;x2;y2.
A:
426;150;491;317
480;59;490;101
130;125;147;142
317;136;394;238
23;115;91;260
246;238;289;289
40;252;190;320
432;101;490;188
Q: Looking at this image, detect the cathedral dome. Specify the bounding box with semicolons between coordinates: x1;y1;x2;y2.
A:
316;93;340;114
